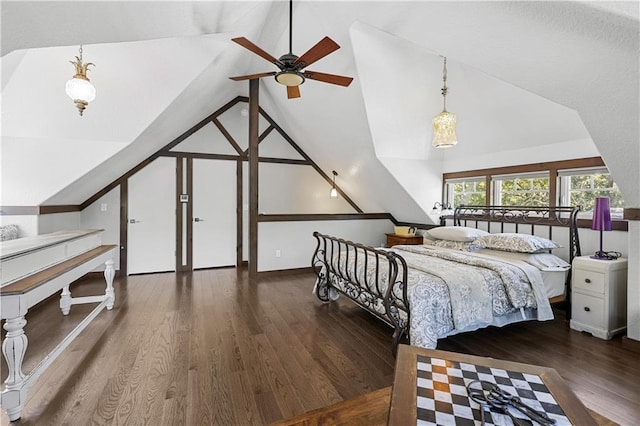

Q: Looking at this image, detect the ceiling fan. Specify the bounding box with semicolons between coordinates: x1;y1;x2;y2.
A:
229;0;353;99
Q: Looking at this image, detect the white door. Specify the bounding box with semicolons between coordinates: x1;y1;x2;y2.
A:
192;159;236;269
128;157;176;274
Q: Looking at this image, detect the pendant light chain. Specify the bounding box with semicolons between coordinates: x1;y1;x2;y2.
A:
441;57;448;112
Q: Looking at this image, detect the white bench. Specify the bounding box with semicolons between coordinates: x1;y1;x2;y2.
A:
1;244;117;421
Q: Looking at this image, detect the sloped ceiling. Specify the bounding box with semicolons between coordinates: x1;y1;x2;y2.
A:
1;1;638;221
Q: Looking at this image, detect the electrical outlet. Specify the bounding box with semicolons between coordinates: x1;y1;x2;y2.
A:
275;249;281;258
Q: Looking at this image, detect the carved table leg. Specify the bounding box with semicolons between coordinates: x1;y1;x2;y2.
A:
104;259;115;310
2;316;28;420
60;285;72;315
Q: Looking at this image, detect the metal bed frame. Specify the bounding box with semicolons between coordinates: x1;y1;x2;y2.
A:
311;205;581;354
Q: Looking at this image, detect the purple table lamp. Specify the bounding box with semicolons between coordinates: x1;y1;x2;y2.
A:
591;197;612;259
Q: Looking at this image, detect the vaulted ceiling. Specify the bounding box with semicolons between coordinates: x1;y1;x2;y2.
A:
2;1;638;223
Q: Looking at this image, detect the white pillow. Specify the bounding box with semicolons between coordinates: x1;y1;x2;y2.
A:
0;224;19;241
427;226;490;242
472;233;560;253
432;239;484;251
477;249;570;271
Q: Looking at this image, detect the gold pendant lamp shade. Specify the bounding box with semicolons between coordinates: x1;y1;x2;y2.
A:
432;57;457;148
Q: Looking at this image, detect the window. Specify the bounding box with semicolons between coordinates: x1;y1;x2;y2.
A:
493;173;550;207
560;168;626;218
442;158;627;223
446;178;486;207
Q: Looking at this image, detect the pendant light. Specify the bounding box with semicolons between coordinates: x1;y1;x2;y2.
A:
330;171;338;199
65;45;96;116
432;57;457;148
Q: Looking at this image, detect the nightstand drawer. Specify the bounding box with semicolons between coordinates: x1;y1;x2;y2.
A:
572;293;605;328
386;233;423;247
573;269;605;294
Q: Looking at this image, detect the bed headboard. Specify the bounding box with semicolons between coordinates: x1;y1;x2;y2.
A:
452;205;581;265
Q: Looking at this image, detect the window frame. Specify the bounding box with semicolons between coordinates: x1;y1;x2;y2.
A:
442;156;627;230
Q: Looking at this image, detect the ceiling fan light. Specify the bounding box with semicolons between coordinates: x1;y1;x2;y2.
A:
432;111;457;148
275;71;305;86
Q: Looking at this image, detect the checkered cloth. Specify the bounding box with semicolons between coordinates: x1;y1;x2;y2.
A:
416;355;571;426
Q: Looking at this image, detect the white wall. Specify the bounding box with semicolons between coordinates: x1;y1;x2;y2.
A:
80;187;121;270
0;215;38;237
38;212;81;234
576;228;628;260
259;163;356;214
258;219;394;272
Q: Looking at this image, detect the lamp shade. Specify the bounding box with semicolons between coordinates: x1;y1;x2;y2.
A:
591;197;612;231
65;77;96;103
432;111;457;148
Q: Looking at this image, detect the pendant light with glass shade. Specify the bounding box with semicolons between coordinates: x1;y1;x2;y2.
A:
65;45;96;116
329;171;339;199
432;57;457;148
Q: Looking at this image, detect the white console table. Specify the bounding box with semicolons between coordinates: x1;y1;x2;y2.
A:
1;230;117;421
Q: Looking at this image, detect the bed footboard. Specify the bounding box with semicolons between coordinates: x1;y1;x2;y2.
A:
312;232;410;355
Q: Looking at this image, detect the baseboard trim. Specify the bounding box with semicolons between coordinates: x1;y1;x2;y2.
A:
257;266;314;277
621;336;640;354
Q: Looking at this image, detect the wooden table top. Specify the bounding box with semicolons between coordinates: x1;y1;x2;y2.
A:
389;344;598;425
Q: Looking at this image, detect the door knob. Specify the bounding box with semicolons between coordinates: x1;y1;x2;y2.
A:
129;219;140;224
194;217;205;222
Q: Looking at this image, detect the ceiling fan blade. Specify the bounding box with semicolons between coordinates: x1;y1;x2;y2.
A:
305;70;353;87
293;36;340;68
229;71;277;81
232;37;284;67
287;85;301;99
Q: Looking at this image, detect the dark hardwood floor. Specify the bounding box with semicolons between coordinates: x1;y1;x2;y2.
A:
1;269;638;425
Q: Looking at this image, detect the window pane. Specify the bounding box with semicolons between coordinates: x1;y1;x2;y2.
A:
566;173;625;218
593;174;614;189
447;179;487;208
496;176;549;207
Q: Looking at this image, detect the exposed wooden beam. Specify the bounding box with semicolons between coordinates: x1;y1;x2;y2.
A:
159;151;242;161
1;205;81;215
443;157;605;180
39;205;81;214
212;117;245;155
242;125;275;156
186;157;193;271
81;158;153;210
257;157;308;166
248;80;259;281
159;151;308;166
624;208;640;221
258;213;393;222
160;97;243;153
81;97;244;210
119;181;128;276
176;158;185;272
236;159;244;268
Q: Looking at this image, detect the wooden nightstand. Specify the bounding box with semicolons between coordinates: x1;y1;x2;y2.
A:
570;256;627;340
385;233;423;247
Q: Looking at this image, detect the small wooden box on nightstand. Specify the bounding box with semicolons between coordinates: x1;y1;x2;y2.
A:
570;256;627;340
385;233;423;247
